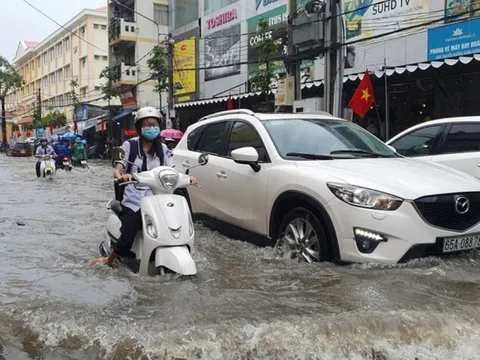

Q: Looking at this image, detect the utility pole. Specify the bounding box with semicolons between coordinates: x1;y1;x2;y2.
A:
324;0;344;117
288;0;301;102
167;33;175;129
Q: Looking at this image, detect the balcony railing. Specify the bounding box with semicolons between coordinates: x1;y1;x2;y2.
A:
109;18;137;44
113;63;137;84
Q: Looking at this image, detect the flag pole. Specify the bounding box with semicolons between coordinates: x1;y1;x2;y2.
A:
384;57;390;140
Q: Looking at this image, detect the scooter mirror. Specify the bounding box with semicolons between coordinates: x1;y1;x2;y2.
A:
115;148;126;161
198;153;209;165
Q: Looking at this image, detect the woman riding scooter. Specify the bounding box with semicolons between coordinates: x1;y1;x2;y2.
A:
89;106;197;266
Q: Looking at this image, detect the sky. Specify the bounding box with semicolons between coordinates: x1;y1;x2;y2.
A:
0;0;105;62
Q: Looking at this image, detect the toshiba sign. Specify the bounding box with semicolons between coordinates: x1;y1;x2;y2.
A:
206;9;237;30
202;6;242;36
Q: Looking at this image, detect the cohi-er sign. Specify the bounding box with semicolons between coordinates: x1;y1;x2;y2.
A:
206;9;238;30
255;0;278;11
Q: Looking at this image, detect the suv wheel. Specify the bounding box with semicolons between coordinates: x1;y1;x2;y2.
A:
275;207;330;262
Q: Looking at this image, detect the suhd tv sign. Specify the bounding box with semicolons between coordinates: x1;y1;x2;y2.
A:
255;0;279;11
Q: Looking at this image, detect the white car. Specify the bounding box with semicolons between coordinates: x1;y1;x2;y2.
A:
386;116;480;178
173;109;480;264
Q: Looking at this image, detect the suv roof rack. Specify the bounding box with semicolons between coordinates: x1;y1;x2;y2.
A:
300;111;333;116
199;109;255;121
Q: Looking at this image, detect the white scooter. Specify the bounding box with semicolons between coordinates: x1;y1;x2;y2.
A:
38;154;56;179
99;150;208;276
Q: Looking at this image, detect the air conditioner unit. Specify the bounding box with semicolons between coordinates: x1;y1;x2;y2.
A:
293;97;324;113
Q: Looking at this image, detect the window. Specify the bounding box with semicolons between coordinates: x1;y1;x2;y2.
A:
65;93;71;105
37;57;41;68
57;42;62;57
101;24;107;30
43;77;48;88
80;26;86;38
174;0;198;29
196;122;228;155
154;4;169;26
64;65;71;79
439;123;480;154
102;56;108;61
81;58;86;68
65;37;70;52
73;46;78;54
94;24;99;29
81;87;87;98
57;69;63;83
389;125;443;157
58;95;63;107
204;0;238;15
187;125;206;150
50;74;55;86
49;98;55;108
43;53;47;65
227;121;268;161
94;55;100;60
49;48;54;61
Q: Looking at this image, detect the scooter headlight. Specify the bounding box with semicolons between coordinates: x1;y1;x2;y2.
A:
144;214;157;238
158;169;179;190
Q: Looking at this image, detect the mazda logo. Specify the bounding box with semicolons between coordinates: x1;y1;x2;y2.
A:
454;196;470;214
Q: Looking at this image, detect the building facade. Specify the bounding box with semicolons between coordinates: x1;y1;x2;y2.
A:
170;0;480;136
6;7;114;138
107;0;169;113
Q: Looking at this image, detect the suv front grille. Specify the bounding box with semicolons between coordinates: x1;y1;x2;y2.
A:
414;192;480;231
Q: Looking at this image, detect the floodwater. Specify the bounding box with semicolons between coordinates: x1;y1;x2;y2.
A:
1;155;480;360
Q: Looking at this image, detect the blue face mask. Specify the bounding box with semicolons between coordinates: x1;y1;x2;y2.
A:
141;127;160;140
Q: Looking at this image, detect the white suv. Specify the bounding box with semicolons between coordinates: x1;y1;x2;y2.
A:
386;116;480;178
173;110;480;264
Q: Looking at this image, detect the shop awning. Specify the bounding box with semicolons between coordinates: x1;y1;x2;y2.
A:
113;110;134;121
175;54;480;108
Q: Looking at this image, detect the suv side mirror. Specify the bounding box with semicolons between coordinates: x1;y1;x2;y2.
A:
231;147;261;172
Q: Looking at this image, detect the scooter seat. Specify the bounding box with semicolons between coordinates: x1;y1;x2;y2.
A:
110;200;123;215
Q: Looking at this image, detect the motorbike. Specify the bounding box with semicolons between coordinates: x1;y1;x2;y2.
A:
38;154;56;179
73;157;89;168
98;149;209;276
59;156;72;171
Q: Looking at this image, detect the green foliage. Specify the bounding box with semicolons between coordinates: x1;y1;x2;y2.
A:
99;66;119;101
32;109;67;129
70;80;79;106
147;46;169;95
248;18;279;112
0;56;24;98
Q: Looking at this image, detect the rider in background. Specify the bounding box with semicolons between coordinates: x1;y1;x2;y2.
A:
35;137;57;177
53;136;70;168
70;137;86;166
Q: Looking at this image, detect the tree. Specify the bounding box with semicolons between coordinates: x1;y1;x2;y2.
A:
32;107;42;129
147;46;169;128
70;79;80;113
248;18;280;112
41;110;67;128
0;56;24;145
99;66;119;139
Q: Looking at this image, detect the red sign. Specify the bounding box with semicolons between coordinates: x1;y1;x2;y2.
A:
206;9;237;30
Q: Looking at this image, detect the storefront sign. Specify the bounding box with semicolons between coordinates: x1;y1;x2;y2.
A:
255;0;279;11
206;9;237;30
343;0;430;41
173;37;197;97
202;4;243;37
427;18;480;60
445;0;479;23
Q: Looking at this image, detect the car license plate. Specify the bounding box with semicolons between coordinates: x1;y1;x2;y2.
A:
21;150;25;154
63;161;69;165
442;234;480;253
81;160;86;164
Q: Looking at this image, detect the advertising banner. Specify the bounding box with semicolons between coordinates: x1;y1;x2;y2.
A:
204;24;241;81
173;37;197;97
427;17;480;60
445;0;480;23
343;0;431;41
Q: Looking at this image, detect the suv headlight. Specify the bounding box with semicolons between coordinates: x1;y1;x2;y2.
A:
327;182;403;211
158;169;179;190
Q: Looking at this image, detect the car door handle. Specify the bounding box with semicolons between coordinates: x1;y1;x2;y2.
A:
182;161;190;167
477;163;480;167
216;171;227;178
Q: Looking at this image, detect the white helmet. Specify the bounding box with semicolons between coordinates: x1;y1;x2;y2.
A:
134;106;161;125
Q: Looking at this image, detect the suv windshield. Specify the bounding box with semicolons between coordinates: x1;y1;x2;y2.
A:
263;118;397;159
15;143;29;149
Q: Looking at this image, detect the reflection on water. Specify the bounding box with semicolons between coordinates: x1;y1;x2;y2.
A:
1;156;480;359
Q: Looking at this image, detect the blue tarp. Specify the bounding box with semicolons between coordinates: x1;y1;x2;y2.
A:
113;110;134;121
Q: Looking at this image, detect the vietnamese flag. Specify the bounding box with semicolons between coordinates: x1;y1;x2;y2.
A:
49;121;55;135
73;121;78;134
347;71;375;118
227;95;234;110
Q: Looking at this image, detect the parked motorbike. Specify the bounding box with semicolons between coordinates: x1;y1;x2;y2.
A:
98;149;208;276
38;154;56;179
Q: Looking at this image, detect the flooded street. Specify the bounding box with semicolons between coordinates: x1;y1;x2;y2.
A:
1;155;480;360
